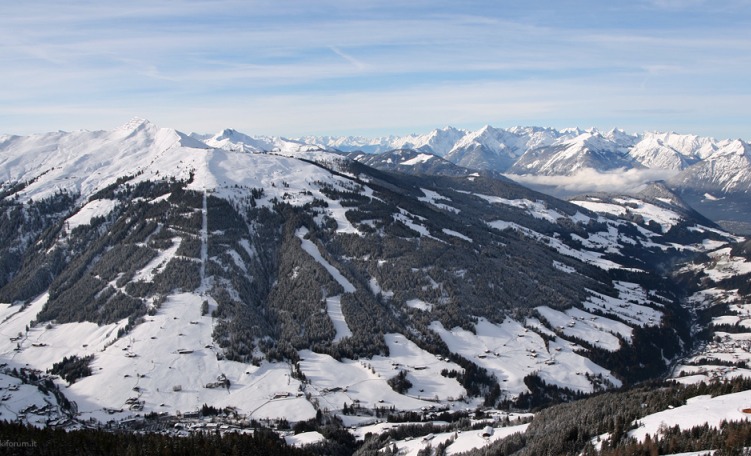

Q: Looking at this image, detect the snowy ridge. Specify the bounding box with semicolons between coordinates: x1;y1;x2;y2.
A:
2;118;751;454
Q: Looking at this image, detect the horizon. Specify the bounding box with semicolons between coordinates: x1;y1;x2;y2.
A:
2;1;750;140
4;117;748;143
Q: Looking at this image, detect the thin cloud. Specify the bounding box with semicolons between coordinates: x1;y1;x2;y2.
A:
1;1;749;139
329;47;368;71
507;168;680;196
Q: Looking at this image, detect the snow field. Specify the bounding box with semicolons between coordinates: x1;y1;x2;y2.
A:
418;188;460;213
132;237;182;283
325;296;352;342
670;247;751;384
69;293;314;422
298;337;464;415
430;318;620;398
629;391;751;443
442;228;473;242
571;225;626;254
471;192;567;223
703;247;751;282
582;283;664;327
0;372;67;426
296;227;356;294
285;431;325;447
1;292;315;423
552;260;577;273
572;198;683;233
388;422;530;456
401;153;435;166
486;219;624;270
0;293;127;372
367;277;394;300
394;208;442;241
535;306;628;350
406;298;433;311
63;199;118;231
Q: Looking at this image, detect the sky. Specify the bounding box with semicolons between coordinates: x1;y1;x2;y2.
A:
1;0;750;139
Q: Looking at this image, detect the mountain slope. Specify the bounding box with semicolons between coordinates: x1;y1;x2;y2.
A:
296;125;751;233
0;119;745;438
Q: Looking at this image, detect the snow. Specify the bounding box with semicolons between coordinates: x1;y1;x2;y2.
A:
572;198;683;233
401;153;435;166
298;338;463;414
672;287;751;384
418;188;460;213
704;193;720;201
326;296;353;342
0;292;316;423
2;119;749;441
295;227;355;293
285;431;325;447
132;237;182;283
552;261;576;274
368;277;394;300
387;423;530;456
486;220;624;270
571;200;627;217
471;192;565;223
629;390;751;443
703;248;751;282
535;306;630;350
615;198;682;232
394;210;441;241
430;318;620;397
296;227;354;341
442;228;472;242
406;299;433;312
64;199;118;230
0;372;68;427
582;282;664;327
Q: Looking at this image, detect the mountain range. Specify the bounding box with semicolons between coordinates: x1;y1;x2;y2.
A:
1;118;751;454
197;123;751;233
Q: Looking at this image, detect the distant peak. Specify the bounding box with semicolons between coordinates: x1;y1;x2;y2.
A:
212;128;253;142
118;117;153;131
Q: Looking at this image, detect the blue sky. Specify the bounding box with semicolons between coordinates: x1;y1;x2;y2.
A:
2;0;750;139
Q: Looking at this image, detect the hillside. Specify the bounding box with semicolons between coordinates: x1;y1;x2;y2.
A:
1;119;750;454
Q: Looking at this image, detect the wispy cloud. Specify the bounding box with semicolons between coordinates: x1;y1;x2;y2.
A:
1;1;749;139
508;168;680;197
329;46;369;71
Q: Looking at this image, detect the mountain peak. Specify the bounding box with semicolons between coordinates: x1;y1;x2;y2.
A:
118;117;153;132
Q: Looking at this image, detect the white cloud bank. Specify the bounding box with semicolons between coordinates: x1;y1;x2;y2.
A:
506;168;679;197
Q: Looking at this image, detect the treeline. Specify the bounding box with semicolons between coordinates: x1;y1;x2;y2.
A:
0;421;313;456
471;376;751;456
593;419;751;456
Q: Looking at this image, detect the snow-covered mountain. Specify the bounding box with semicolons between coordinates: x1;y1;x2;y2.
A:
182;124;751;210
296;125;751;233
1;119;751;454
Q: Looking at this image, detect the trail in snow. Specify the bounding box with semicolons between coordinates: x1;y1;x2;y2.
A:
295;227;355;293
295;227;354;341
199;189;208;292
326;296;352;342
